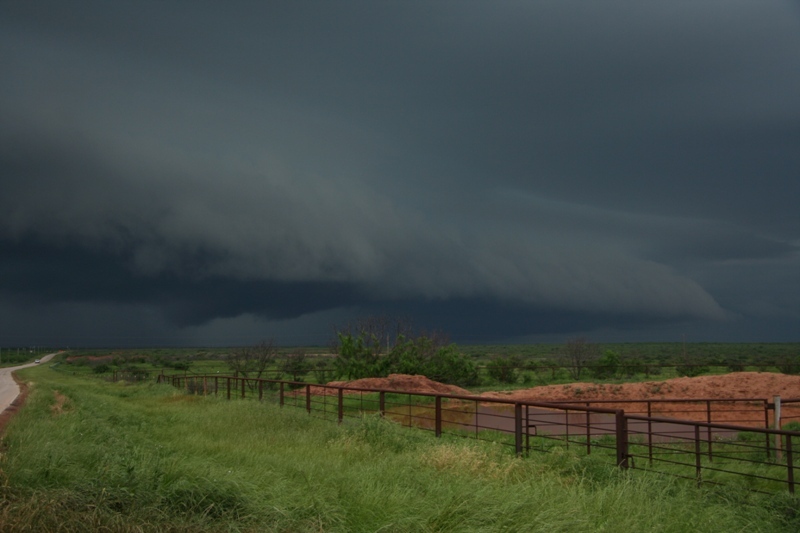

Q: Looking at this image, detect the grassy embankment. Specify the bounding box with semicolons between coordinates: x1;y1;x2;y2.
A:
1;364;799;532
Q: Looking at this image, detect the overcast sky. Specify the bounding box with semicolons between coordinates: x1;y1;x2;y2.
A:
1;1;798;347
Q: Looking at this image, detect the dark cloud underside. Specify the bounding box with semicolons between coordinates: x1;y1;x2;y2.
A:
1;1;798;345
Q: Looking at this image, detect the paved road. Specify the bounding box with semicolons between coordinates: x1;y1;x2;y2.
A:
0;352;59;414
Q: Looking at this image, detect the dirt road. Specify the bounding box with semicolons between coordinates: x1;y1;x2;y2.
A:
0;352;58;415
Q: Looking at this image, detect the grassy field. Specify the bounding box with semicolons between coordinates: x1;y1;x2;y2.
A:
1;365;799;532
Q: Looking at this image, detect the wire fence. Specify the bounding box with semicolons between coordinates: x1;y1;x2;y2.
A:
158;373;800;494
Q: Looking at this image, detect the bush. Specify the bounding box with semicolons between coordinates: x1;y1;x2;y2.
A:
332;327;478;386
424;345;479;387
776;357;800;375
486;356;521;384
674;363;709;377
93;364;110;374
591;350;620;380
280;352;313;382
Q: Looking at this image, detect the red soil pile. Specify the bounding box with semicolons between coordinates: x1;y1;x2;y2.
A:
315;371;800;425
313;374;471;396
479;372;800;403
480;372;800;424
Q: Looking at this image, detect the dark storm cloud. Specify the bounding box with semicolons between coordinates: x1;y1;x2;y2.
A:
1;1;798;345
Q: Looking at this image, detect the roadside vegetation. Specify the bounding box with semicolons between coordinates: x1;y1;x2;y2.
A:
2;365;799;532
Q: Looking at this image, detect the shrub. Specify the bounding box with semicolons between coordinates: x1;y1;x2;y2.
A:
280;352;313;382
486;356;521;384
591;350;620;380
424;345;479;387
675;363;709;377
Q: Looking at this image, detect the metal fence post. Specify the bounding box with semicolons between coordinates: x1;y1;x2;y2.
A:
338;388;344;423
615;410;628;468
379;391;385;417
515;403;523;456
258;380;263;401
241;378;246;399
279;382;284;406
585;403;591;455
306;384;311;413
765;400;772;459
647;401;653;466
787;434;795;494
707;400;713;462
695;425;702;486
226;377;231;400
435;396;442;438
774;395;783;462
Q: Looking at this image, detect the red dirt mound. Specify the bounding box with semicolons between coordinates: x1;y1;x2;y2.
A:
314;374;471;396
479;372;800;424
479;372;800;403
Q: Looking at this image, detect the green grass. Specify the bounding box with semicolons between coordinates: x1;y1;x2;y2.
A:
1;367;799;531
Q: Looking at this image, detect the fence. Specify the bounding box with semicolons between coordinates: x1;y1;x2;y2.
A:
158;374;800;494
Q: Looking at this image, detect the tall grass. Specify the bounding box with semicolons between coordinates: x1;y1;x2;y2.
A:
1;366;798;532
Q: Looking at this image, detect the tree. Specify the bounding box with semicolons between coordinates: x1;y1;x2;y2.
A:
591;350;620;380
560;337;597;381
425;344;479;387
280;350;314;382
226;340;277;379
487;355;522;384
331;317;477;386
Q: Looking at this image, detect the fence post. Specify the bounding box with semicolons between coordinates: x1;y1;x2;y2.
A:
259;380;263;401
615;410;628;468
774;395;783;461
435;396;442;438
647;401;653;466
515;403;523;456
338;388;344;423
379;391;385;417
787;434;795;494
706;400;713;462
241;378;246;399
306;384;311;413
765;400;772;459
279;382;284;407
695;425;702;487
585;403;591;455
214;376;218;396
226;377;231;400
